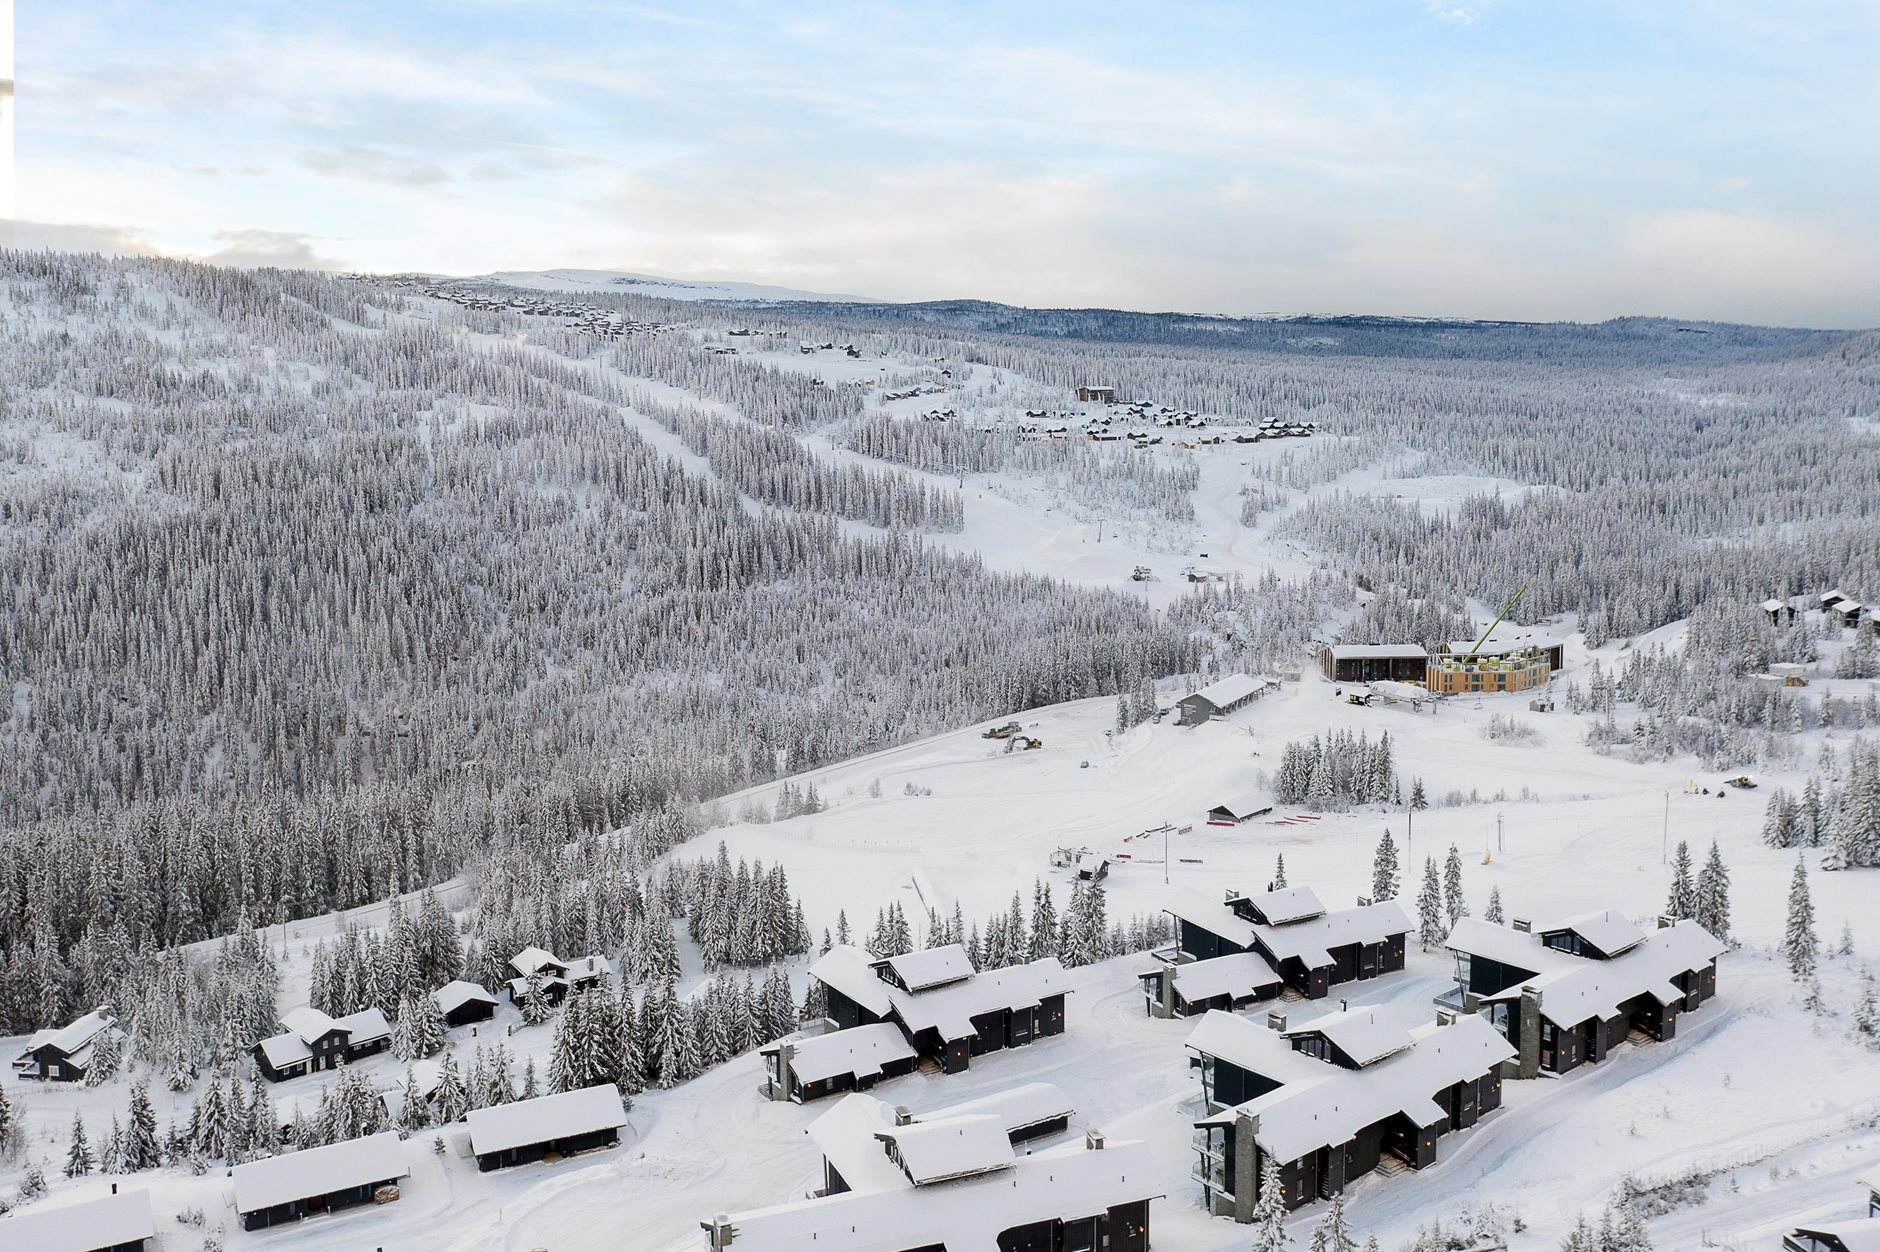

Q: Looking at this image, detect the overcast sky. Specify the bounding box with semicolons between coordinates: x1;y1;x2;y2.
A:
10;0;1879;326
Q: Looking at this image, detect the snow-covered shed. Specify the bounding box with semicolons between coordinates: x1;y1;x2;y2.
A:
11;1007;118;1083
0;1186;157;1251
1320;644;1429;685
252;1006;392;1083
703;1092;1157;1252
808;943;1071;1075
432;978;500;1028
1161;885;1411;1001
231;1130;409;1230
465;1082;629;1171
1783;1217;1880;1252
760;1022;919;1103
1205;793;1275;826
1186;1006;1514;1221
1444;912;1725;1077
1177;672;1275;725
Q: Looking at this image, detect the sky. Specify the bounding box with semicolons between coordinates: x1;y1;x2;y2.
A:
6;0;1879;327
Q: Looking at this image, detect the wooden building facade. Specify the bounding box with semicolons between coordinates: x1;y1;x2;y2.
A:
231;1131;408;1231
465;1084;630;1171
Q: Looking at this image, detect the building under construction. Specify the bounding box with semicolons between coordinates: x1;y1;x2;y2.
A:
1427;633;1563;695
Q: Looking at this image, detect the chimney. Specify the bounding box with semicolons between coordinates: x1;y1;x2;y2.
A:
1266;1008;1287;1033
1085;1128;1105;1151
1512;917;1531;933
1436;1008;1456;1026
1339;999;1348;1012
1656;914;1675;930
894;1105;913;1126
111;1183;118;1196
702;1215;737;1250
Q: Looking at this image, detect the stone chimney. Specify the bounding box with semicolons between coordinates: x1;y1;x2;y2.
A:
1266;1008;1287;1032
894;1105;913;1126
701;1215;736;1250
1512;917;1531;933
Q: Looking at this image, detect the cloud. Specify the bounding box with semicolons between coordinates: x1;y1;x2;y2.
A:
2;219;163;256
1;220;346;272
1617;209;1880;327
1423;0;1498;23
200;228;346;271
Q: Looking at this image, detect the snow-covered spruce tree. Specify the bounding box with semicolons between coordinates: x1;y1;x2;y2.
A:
1666;840;1696;920
1485;884;1505;925
1309;1191;1356;1252
433;1051;469;1124
521;970;553;1027
122;1081;161;1171
1371;830;1400;901
1696;840;1732;943
399;1067;433;1131
1417;857;1445;951
64;1112;94;1177
1273;853;1289;891
1855;970;1879;1048
1248;1155;1293;1252
1443;844;1468;928
1784;853;1819;982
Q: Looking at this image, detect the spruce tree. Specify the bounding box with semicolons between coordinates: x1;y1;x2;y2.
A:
1371;830;1400;901
1666;839;1696;920
65;1112;95;1177
1784;853;1818;982
1273;853;1288;890
1854;969;1878;1048
1248;1155;1293;1252
1417;857;1445;950
1443;844;1468;927
123;1081;161;1170
1695;840;1731;943
1312;1191;1356;1252
1485;884;1505;925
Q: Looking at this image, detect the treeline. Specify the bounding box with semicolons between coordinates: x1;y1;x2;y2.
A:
1273;729;1400;810
1762;738;1880;868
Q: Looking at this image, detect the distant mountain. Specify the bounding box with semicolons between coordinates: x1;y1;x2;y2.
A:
466;268;880;304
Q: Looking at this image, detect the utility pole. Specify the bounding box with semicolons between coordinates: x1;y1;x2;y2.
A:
1662;790;1670;864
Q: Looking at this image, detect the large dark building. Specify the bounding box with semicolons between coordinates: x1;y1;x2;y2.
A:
1186;1005;1514;1222
465;1084;630;1171
1442;910;1724;1077
1320;644;1429;684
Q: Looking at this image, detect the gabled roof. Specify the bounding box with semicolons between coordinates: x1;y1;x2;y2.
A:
1788;1218;1880;1252
0;1187;157;1251
765;1023;917;1086
916;1082;1073;1137
808;946;895;1018
1283;1004;1414;1066
1189;673;1265;708
877;1114;1014;1185
1762;598;1787;612
511;945;565;976
334;1006;392;1045
1189;1010;1515;1163
563;954;616;982
33;1008;114;1059
805;1094;908;1193
1151;950;1283;1004
1254;900;1414;969
258;1032;314;1069
232;1131;409;1214
1450;915;1727;1028
1209;794;1275;820
877;946;975;992
433;980;499;1014
279;1006;343;1043
1234;886;1326;925
1538;909;1647;957
1164;889;1259;948
465;1084;629;1157
810;944;1069;1042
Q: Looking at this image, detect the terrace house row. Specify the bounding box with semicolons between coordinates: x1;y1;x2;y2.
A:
1441;910;1725;1077
1142;886;1411;1017
1187;1005;1514;1222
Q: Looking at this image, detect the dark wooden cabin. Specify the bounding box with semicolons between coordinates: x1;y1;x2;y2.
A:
231;1131;409;1231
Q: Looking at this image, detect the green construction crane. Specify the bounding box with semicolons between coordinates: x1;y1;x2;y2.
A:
1466;585;1529;660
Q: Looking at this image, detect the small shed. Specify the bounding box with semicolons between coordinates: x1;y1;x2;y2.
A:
466;1083;629;1171
1771;662;1810;687
0;1187;157;1251
231;1131;408;1231
432;979;500;1028
1206;795;1275;827
1178;673;1273;726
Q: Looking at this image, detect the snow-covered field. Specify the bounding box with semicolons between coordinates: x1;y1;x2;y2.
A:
3;289;1877;1252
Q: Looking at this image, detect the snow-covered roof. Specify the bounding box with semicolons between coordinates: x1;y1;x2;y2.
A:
877;945;975;992
334;1006;392;1044
1327;644;1429;661
1189;1010;1515;1163
1449;916;1726;1028
1188;672;1265;708
433;979;499;1014
916;1081;1073;1137
1233;886;1326;925
465;1083;629;1157
1789;1218;1880;1252
0;1187;157;1251
280;1006;343;1043
1283;1004;1414;1066
232;1131;409;1214
1208;794;1275;821
768;1022;917;1085
1762;598;1787;612
1538;909;1647;957
811;945;1070;1042
564;954;615;982
877;1114;1014;1184
709;1130;1158;1251
1255;900;1414;970
1821;589;1847;604
1837;600;1864;613
1164;888;1258;947
258;1031;314;1069
511;945;565;976
32;1008;114;1058
1156;951;1283;1004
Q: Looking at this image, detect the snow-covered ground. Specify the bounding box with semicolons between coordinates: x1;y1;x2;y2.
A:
4;311;1878;1252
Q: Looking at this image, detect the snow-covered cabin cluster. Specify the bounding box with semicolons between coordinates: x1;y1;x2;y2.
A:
1441;909;1725;1077
702;1085;1155;1252
771;943;1069;1101
1144;884;1412;1016
506;945;616;1008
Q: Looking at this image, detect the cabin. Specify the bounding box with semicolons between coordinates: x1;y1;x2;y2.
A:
1178;673;1276;725
702;1092;1157;1252
1764;597;1797;625
1207;795;1275;826
253;1006;393;1083
1783;1218;1880;1252
1771;662;1810;687
504;947;614;1008
11;1007;118;1082
0;1186;157;1251
1075;385;1117;404
465;1083;630;1171
231;1131;409;1231
1831;599;1864;628
1442;911;1725;1078
1160;885;1412;1001
1320;645;1428;685
1139;949;1285;1019
808;943;1070;1075
1186;1006;1513;1221
432;979;500;1028
761;1023;919;1103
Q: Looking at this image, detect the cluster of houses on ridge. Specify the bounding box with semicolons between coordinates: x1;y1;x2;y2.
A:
351;274;675;341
